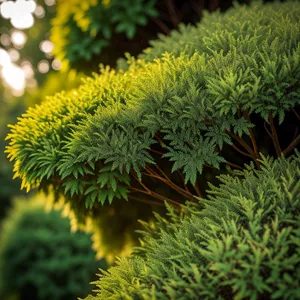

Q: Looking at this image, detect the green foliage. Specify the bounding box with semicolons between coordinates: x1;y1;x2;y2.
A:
51;0;158;69
85;153;300;300
0;194;107;300
138;0;300;62
6;1;300;259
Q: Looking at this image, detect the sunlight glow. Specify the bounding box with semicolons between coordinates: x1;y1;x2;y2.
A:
2;63;25;93
38;60;49;73
11;30;27;47
0;47;25;95
0;0;36;29
34;5;45;18
8;48;20;62
0;48;10;66
40;40;54;54
0;34;11;46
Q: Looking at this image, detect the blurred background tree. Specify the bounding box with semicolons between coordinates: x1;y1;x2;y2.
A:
0;194;107;300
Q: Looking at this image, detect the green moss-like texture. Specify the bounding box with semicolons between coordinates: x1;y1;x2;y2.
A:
85;153;300;300
0;194;107;300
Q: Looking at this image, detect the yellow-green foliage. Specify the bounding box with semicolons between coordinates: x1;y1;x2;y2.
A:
0;194;107;300
51;0;158;70
84;153;300;300
6;1;300;259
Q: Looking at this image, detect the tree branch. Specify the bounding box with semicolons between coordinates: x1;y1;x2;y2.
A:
150;17;171;34
243;110;259;158
292;107;300;121
268;111;282;156
282;135;300;157
166;0;181;26
128;195;166;207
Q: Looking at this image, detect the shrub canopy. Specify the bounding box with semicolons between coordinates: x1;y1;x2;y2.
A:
85;153;300;300
5;1;300;258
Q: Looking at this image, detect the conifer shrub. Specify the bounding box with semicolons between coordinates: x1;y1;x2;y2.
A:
6;1;300;257
138;1;300;63
85;153;300;300
51;0;158;70
0;194;107;300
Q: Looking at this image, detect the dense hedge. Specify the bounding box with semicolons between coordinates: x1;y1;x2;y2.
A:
6;1;300;258
0;194;107;300
85;153;300;300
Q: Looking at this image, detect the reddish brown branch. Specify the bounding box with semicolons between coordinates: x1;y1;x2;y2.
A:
154;133;167;149
282;135;300;157
167;0;181;26
150;17;171;34
244;110;259;158
226;130;256;158
231;143;252;158
193;181;203;198
177;170;191;193
144;166;197;202
128;182;181;207
190;0;204;16
226;161;243;170
268;112;282;156
128;195;166;207
292;107;300;121
149;149;164;156
264;121;272;138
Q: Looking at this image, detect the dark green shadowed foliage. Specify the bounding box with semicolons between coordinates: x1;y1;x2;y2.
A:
5;1;300;259
85;153;300;300
0;194;107;300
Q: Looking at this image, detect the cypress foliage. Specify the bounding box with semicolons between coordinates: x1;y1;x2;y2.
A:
51;0;158;70
84;153;300;300
0;194;107;300
5;1;300;257
138;1;300;62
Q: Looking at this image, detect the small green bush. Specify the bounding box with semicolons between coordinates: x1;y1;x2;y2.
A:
0;194;107;300
85;153;300;300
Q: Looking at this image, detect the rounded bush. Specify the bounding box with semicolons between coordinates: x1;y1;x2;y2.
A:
86;153;300;300
0;194;107;300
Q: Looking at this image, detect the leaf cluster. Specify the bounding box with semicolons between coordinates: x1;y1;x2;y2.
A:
51;0;158;69
85;153;300;300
